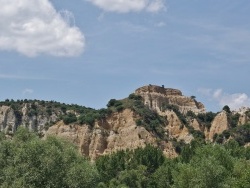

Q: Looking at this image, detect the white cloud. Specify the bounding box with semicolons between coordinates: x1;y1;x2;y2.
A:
22;89;34;95
198;88;250;110
86;0;165;13
0;0;85;57
147;0;165;12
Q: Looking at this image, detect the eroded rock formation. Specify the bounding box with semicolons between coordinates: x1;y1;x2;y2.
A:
135;85;206;114
1;85;249;160
208;111;229;141
46;109;177;160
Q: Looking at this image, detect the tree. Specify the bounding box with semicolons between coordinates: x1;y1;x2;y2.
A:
190;96;196;99
150;159;175;188
107;99;117;107
172;145;232;188
96;150;126;183
0;127;99;187
63;113;77;124
115;165;148;188
129;145;165;174
223;105;231;113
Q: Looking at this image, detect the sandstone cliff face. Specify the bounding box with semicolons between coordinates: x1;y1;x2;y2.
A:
161;110;193;143
233;107;250;125
208;111;229;141
189;118;202;131
46;109;177;160
135;85;205;114
45;108;198;160
0;104;60;134
0;102;179;159
3;85;250;160
0;106;16;134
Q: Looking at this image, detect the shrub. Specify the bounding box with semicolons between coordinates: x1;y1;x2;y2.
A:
116;105;124;112
63;113;77;125
223;105;231;113
107;99;117;107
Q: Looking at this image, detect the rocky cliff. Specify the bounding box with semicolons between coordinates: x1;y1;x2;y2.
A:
233;107;250;125
207;111;229;141
135;85;206;114
0;85;249;159
0;102;61;135
46;109;177;160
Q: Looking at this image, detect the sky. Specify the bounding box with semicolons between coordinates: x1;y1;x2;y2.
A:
1;0;250;112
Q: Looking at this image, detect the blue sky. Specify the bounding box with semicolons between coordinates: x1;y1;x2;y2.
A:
1;0;250;112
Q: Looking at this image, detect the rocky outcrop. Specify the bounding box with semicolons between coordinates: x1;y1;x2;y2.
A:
0;106;17;134
46;109;178;160
189;118;202;131
135;85;205;114
162;110;193;143
3;85;250;160
0;104;60;135
208;111;229;141
233;107;250;125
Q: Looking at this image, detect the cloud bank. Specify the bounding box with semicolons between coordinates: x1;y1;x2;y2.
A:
198;88;250;110
86;0;165;13
0;0;85;57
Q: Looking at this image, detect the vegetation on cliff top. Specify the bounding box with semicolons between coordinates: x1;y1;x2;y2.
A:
0;99;110;127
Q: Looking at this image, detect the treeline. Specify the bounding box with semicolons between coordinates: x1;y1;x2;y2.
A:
0;127;249;188
96;139;250;188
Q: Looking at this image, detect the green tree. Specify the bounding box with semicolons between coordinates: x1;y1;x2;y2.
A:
115;165;148;188
150;159;175;188
226;160;250;187
223;105;231;113
63;113;77;124
96;150;126;183
129;145;165;174
0;127;99;187
173;144;234;188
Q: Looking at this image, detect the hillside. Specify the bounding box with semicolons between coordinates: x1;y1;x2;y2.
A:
0;85;250;160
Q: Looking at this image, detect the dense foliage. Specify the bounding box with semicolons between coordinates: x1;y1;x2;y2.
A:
0;127;99;188
0;127;250;187
96;140;250;188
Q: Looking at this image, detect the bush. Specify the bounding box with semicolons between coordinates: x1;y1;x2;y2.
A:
223;105;231;113
116;105;124;112
128;93;142;101
107;99;117;107
186;110;196;118
197;112;217;129
162;104;187;125
63;113;77;125
230;113;240;128
232;123;250;145
78;113;96;126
